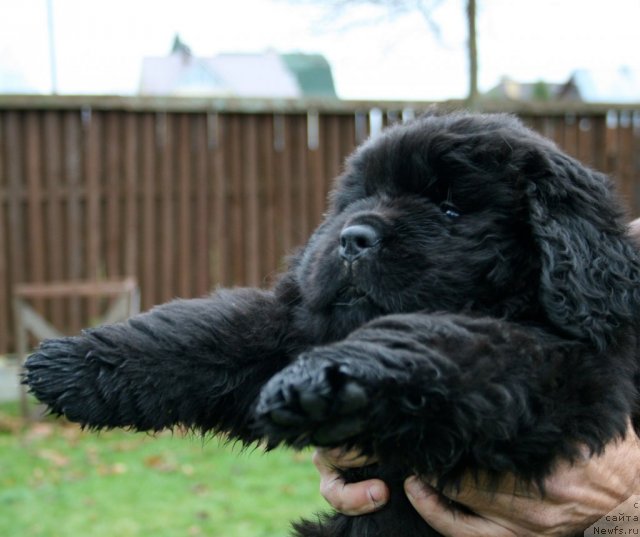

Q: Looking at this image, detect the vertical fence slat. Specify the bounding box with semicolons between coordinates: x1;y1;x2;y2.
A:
177;113;192;297
43;111;64;327
244;115;260;287
308;117;324;229
6;113;25;314
210;113;228;286
0;113;7;346
123;113;138;279
276;114;293;258
64;111;83;331
85;110;101;320
324;115;343;201
25;112;46;315
260;115;278;282
6;112;25;351
591;115;607;173
228;114;244;285
141;113;156;311
105;112;121;280
562;113;579;159
293;115;309;247
193;114;209;296
159;112;175;303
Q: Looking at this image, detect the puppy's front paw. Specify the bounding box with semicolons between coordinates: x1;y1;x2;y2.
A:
24;335;125;426
255;353;369;447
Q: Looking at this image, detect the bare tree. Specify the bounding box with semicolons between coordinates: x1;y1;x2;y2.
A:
292;0;479;106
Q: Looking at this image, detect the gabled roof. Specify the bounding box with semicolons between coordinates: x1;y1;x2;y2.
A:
140;40;337;98
140;55;231;96
281;53;337;98
209;52;301;98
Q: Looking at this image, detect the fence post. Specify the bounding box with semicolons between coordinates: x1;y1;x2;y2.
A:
13;297;29;419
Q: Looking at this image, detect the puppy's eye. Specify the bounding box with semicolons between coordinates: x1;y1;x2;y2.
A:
440;201;460;218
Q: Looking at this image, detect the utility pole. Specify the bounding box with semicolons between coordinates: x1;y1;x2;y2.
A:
46;0;58;94
466;0;479;108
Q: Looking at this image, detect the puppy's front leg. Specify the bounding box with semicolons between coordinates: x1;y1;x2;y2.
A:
24;288;299;442
256;313;634;481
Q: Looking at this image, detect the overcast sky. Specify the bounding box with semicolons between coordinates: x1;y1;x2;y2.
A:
1;0;639;100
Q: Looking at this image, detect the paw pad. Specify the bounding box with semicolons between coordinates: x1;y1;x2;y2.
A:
256;359;370;446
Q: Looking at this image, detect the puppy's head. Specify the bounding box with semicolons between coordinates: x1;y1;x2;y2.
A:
294;112;640;347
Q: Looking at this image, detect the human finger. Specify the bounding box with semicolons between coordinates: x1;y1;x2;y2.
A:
313;449;388;515
414;425;640;536
404;476;516;537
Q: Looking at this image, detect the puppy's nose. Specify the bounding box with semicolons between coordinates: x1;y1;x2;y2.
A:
339;225;380;262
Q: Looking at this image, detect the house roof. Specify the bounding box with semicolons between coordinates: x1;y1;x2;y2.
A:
140;55;231;96
209;52;301;98
281;53;337;98
140;44;337;98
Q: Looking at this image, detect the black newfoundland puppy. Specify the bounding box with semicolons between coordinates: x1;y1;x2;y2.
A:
25;112;640;537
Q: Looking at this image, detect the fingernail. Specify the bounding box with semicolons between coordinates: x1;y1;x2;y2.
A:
404;476;420;499
405;476;433;500
368;484;388;508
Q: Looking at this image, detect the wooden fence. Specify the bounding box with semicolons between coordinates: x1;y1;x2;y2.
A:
1;96;639;354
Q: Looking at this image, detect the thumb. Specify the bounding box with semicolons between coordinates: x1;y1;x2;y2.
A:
404;476;439;505
404;476;514;537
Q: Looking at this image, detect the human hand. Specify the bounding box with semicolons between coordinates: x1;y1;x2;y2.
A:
314;423;640;536
312;448;389;516
404;423;640;537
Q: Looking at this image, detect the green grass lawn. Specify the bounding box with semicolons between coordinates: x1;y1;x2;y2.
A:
0;401;326;537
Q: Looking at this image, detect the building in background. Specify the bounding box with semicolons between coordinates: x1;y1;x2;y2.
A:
140;36;338;99
486;67;640;103
486;75;582;102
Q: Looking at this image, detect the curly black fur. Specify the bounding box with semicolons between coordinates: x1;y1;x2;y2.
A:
24;113;640;537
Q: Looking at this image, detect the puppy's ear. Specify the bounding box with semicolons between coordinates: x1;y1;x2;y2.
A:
527;150;640;349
